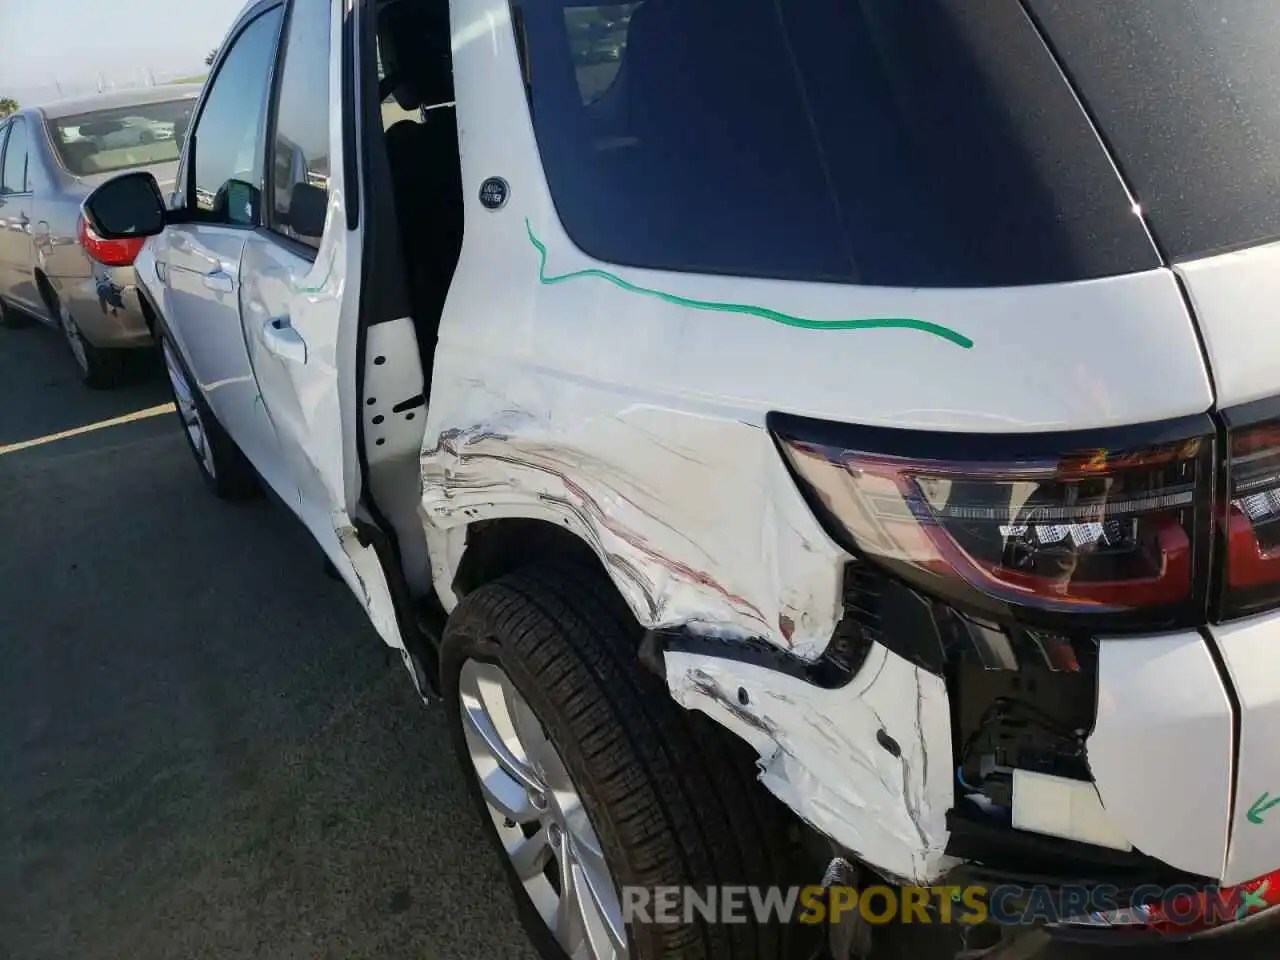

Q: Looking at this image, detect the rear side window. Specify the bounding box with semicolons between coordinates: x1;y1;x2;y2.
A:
515;0;1158;288
1;118;30;194
269;0;333;250
1029;0;1280;262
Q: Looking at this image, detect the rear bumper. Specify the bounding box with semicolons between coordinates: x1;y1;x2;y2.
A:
64;267;152;349
660;600;1280;918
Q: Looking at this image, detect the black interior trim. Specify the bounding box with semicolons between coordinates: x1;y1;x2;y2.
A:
342;0;360;229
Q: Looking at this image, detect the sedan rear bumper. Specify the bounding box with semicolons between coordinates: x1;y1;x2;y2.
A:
65;267;152;349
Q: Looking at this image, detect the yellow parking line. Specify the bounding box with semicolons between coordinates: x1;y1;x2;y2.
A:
0;402;176;456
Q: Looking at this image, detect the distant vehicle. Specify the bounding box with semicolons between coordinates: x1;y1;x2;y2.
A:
0;85;200;387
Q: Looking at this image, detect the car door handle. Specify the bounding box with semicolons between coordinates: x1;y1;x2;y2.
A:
202;270;234;293
262;317;307;363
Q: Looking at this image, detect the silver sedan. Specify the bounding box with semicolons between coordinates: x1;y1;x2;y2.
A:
0;86;200;387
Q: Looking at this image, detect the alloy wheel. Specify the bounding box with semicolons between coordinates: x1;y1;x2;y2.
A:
458;658;629;960
59;303;90;374
162;339;217;479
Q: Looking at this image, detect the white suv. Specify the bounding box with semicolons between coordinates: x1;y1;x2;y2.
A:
82;0;1280;956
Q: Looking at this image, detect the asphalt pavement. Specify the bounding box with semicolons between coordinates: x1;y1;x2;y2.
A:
0;318;1276;960
0;321;538;959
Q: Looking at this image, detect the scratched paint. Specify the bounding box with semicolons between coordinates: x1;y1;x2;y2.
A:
526;220;975;348
420;404;846;652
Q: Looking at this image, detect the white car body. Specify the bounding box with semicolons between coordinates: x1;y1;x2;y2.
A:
91;0;1280;950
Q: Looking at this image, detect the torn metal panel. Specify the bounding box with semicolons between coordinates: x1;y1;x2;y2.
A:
420;372;847;654
335;524;404;650
666;642;957;885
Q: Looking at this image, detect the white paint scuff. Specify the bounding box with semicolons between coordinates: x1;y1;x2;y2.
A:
419;387;847;656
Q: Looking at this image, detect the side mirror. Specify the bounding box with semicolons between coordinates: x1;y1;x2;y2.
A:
287;181;328;240
217;178;261;225
82;171;167;240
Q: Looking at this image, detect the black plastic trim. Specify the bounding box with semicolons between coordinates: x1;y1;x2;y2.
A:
1219;394;1280;433
945;806;1216;895
649;627;858;690
341;0;359;229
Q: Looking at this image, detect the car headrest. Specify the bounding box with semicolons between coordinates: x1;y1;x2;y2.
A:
59;140;98;175
378;0;454;111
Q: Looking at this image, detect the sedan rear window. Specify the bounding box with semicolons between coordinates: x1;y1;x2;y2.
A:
515;0;1158;288
49;99;197;177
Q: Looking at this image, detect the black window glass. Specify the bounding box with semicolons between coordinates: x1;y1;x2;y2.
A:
270;0;332;249
516;0;1158;288
190;7;285;226
565;4;638;104
1;118;30;195
1029;0;1280;262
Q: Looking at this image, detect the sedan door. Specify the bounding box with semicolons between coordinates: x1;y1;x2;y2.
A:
160;3;295;499
0;116;39;312
0;120;11;302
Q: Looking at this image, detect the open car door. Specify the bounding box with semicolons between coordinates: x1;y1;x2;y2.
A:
238;0;433;688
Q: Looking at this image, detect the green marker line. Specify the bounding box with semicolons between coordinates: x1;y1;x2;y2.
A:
526;219;973;349
294;246;337;295
1248;791;1280;824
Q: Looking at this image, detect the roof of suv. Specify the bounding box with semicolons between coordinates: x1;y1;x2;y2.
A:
35;84;204;120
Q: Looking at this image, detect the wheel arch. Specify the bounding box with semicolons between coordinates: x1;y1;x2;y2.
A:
453;516;618;602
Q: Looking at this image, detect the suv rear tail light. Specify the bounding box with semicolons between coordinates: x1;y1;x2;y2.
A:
1224;417;1280;617
771;413;1215;630
78;214;145;267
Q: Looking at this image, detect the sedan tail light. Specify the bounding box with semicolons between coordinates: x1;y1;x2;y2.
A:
771;413;1216;631
78;214;145;267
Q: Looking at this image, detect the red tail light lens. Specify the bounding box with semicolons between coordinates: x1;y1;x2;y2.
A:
1224;420;1280;616
77;215;145;267
772;415;1214;628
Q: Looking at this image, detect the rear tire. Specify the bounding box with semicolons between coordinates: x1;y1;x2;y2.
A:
441;565;817;960
159;332;259;501
54;295;127;389
0;295;29;329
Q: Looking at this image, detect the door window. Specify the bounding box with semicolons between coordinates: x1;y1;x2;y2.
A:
1;118;30;195
188;6;285;226
268;0;333;250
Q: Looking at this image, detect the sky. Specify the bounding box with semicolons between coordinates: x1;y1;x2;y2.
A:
0;0;247;105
